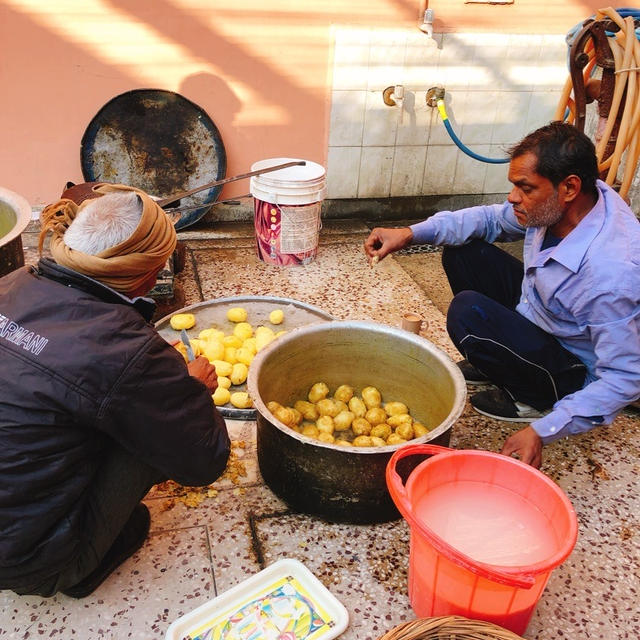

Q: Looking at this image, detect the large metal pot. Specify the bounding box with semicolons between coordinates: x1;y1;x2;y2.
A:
247;321;466;524
0;187;31;278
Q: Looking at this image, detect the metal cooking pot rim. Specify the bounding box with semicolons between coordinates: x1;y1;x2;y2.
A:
248;319;467;452
0;187;31;248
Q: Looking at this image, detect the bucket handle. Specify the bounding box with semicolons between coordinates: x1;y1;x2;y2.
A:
386;444;537;589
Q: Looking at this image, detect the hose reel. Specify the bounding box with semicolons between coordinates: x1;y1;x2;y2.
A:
555;7;640;200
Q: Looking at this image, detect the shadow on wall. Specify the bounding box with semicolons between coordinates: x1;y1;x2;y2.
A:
2;0;336;203
105;0;329;181
0;4;142;203
179;72;242;159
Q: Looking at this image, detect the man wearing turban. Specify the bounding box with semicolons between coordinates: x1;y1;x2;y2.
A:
0;185;230;598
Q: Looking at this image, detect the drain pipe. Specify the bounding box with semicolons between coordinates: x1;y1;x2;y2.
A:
427;87;510;165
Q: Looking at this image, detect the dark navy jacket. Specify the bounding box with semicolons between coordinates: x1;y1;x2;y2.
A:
0;259;229;586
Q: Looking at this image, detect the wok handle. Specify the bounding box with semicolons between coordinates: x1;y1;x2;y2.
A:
385;444;537;589
157;160;306;207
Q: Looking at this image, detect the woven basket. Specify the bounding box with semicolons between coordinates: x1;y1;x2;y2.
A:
378;616;526;640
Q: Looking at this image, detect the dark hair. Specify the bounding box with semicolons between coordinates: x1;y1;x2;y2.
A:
509;122;598;197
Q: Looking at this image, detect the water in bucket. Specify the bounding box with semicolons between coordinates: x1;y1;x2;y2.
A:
386;444;578;635
415;480;558;566
250;158;326;266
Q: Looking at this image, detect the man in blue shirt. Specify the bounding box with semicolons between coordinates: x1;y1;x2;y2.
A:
364;122;640;468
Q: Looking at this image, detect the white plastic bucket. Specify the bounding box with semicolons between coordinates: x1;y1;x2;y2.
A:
250;158;326;266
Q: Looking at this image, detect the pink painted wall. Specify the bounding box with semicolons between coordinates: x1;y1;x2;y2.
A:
0;1;631;205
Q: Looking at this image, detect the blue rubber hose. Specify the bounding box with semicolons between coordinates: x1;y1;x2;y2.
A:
436;100;510;165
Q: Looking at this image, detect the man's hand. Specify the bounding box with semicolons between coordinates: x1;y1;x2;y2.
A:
500;426;543;468
187;356;219;393
364;227;413;264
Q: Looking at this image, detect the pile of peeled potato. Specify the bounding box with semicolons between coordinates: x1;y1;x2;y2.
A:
169;306;287;410
267;383;431;447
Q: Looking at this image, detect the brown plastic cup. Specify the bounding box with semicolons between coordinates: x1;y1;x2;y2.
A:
401;312;423;334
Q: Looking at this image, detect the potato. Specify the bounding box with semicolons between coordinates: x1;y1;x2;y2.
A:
200;328;225;342
274;406;296;426
243;337;257;354
362;386;382;409
256;327;275;351
176;337;200;358
352;417;372;436
217;376;232;389
233;322;253;341
212;387;231;406
222;335;243;349
230;392;252;409
365;407;388;426
370;436;387;447
275;330;287;337
308;382;329;403
348;396;367;418
387;413;413;428
333;399;348;414
413;422;430;437
188;338;203;357
396;422;415;441
255;326;274;339
317;432;335;444
334;385;354;403
255;339;274;357
334;410;355;431
294;400;319;421
335;439;353;447
198;328;218;341
202;340;225;362
170;313;196;330
224;346;238;364
370;423;392;440
269;309;284;325
235;347;254;366
212;360;233;377
387;433;407;445
353;435;373;447
385;401;408;416
227;307;248;323
289;407;303;426
230;363;249;386
267;400;283;414
174;342;189;362
316;415;335;434
316;398;341;417
301;424;319;438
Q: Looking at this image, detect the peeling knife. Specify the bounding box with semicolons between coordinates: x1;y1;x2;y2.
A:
180;329;195;362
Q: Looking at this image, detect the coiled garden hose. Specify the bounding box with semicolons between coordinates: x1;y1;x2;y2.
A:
555;7;640;199
436;99;510;165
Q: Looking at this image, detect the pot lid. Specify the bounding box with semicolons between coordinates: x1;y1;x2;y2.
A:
80;89;226;230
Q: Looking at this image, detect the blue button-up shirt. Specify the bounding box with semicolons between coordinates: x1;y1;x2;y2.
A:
410;180;640;443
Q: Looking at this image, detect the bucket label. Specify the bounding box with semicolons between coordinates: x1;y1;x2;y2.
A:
280;203;321;253
254;199;321;266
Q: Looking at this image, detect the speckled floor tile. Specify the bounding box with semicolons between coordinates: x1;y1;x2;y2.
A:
0;527;214;640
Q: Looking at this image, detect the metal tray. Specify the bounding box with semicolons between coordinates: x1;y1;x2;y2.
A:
155;295;334;419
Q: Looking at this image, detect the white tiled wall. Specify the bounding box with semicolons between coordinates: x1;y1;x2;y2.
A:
327;26;570;199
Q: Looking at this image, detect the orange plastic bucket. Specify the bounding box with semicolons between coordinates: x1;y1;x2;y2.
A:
386;444;578;635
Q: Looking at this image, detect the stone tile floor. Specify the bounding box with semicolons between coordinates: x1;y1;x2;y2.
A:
2;221;639;639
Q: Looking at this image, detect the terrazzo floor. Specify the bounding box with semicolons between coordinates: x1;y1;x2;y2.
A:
2;221;639;640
